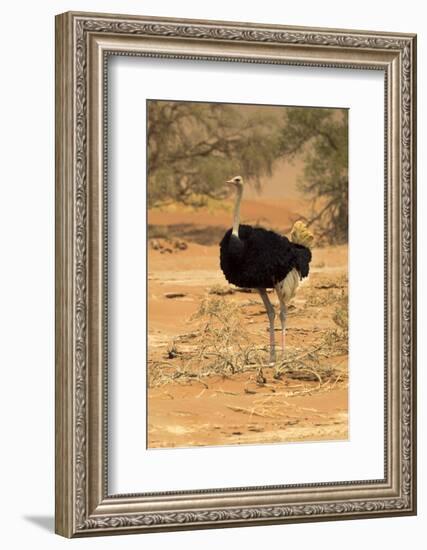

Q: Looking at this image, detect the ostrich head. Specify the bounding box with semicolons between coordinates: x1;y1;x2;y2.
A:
226;175;244;190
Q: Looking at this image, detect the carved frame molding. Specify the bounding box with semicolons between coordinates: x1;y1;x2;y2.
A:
55;11;416;537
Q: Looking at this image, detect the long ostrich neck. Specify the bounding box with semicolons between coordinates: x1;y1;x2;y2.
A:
232;186;243;237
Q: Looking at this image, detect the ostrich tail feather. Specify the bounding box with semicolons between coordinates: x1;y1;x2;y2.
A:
290;221;314;249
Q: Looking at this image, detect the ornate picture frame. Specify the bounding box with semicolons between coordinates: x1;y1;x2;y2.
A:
55;11;417;537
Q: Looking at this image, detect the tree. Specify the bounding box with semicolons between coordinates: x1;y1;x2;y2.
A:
147;101;281;207
279;108;348;244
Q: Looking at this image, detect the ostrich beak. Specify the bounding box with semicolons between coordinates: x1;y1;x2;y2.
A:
226;179;234;185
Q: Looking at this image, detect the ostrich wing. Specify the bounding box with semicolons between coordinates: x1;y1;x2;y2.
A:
220;225;302;289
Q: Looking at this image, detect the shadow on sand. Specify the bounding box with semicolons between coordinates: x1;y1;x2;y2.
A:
149;223;227;245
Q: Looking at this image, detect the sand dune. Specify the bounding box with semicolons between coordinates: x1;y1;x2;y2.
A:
148;197;311;234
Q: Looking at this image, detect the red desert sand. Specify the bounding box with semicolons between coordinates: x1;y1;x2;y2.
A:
147;196;348;449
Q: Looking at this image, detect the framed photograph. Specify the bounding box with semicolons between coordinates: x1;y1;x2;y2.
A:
55;11;417;537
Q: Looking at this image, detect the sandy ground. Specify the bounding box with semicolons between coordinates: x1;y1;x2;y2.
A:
148;375;348;448
147;198;348;449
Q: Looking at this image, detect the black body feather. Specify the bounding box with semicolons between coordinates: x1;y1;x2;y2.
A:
219;224;311;289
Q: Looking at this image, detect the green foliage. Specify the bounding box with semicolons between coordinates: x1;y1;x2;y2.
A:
280;108;348;244
147;101;281;207
148;101;348;245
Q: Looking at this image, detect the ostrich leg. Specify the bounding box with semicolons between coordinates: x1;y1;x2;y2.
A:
258;289;276;364
275;285;287;358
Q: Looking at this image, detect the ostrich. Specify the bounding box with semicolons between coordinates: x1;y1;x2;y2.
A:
219;176;314;364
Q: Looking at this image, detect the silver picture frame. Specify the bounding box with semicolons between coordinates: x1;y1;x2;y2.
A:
55;11;417;537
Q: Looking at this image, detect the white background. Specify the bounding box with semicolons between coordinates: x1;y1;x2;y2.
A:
109;58;384;493
0;1;424;549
